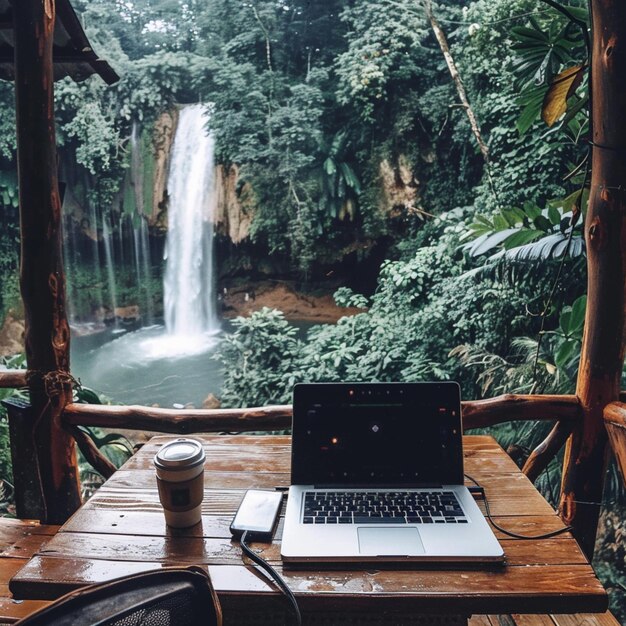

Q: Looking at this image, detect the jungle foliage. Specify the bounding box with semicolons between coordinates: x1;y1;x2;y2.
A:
213;0;592;404
0;0;595;441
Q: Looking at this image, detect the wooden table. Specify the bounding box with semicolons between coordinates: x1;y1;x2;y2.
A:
9;435;608;624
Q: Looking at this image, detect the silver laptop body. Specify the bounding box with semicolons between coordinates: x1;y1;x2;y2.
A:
281;382;504;564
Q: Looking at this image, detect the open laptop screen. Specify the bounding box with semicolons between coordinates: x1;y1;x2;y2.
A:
291;382;464;486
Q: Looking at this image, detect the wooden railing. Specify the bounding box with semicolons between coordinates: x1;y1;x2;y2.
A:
0;376;586;510
62;394;584;486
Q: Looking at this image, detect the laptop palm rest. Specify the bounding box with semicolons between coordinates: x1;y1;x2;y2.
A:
358;527;425;556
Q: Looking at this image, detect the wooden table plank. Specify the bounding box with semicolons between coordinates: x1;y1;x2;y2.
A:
60;508;569;542
81;488;553;520
100;469;289;491
8;435;608;619
34;531;587;568
0;598;51;624
550;614;621;626
10;557;606;614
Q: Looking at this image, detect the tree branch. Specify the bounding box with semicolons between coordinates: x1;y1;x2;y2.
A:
421;0;500;205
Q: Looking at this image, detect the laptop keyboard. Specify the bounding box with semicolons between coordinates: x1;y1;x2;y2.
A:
302;490;467;525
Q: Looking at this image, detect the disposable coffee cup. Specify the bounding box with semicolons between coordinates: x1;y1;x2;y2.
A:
154;438;206;528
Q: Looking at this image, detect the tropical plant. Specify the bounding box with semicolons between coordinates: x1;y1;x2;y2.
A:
320;131;361;221
214;308;302;408
463;192;586;263
77;426;135;499
73;383;135;499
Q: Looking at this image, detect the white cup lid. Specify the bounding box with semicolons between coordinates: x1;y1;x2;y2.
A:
154;438;205;469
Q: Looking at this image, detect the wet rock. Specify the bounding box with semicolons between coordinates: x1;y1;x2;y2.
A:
379;155;422;217
202;393;221;410
114;305;141;321
0;313;24;356
211;164;253;244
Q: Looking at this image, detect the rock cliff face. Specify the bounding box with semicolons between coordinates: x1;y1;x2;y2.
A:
210;164;253;244
379;155;423;218
150;109;178;227
0;314;24;357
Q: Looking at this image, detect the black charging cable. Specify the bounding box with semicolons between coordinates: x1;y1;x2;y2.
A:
465;473;574;540
240;530;302;626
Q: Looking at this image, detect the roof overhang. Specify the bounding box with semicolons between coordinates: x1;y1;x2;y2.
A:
0;0;119;85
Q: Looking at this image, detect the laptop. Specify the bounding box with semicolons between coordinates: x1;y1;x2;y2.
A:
280;382;504;564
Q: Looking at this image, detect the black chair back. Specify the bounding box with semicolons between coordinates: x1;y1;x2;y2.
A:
15;567;222;626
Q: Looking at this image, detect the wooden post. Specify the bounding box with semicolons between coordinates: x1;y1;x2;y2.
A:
13;0;81;522
559;0;626;558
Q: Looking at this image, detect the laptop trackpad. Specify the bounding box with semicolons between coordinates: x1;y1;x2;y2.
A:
358;527;425;556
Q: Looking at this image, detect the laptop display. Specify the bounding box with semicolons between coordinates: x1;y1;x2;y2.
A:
281;381;504;565
291;382;463;486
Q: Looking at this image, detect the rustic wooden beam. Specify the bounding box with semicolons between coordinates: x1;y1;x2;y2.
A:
0;370;27;389
63;403;294;433
604;402;626;485
61;394;580;435
14;0;81;523
461;394;581;430
67;425;116;480
522;420;574;483
560;0;626;558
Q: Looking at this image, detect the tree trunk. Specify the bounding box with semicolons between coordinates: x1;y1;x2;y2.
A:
560;0;626;558
14;0;81;523
422;0;489;163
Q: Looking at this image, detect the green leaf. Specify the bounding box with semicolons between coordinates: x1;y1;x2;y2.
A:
517;100;541;135
502;229;543;249
474;215;494;228
339;162;361;194
559;5;590;22
524;202;542;220
562;93;589;128
511;26;550;43
509;207;529;223
547;204;561;225
533;215;553;232
324;157;337;176
555;340;577;369
493;214;510;230
468;228;518;256
76;387;102;405
556;188;584;214
570;295;586;332
502;209;522;227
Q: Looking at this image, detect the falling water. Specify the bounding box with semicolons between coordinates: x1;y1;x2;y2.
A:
70;106;224;407
88;201;104;317
163;104;219;337
102;215;119;328
139;216;154;324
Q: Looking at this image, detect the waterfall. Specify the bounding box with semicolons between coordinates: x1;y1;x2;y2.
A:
102;214;118;328
163;104;219;337
139;216;154;325
88;201;104;318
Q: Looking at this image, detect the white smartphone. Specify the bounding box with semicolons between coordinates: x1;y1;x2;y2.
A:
230;489;283;541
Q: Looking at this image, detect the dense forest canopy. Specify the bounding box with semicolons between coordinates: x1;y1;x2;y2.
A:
0;0;595;400
14;0;589;395
0;0;596;404
0;0;595;437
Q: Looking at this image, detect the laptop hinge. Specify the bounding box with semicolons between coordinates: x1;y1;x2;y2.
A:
313;484;444;489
